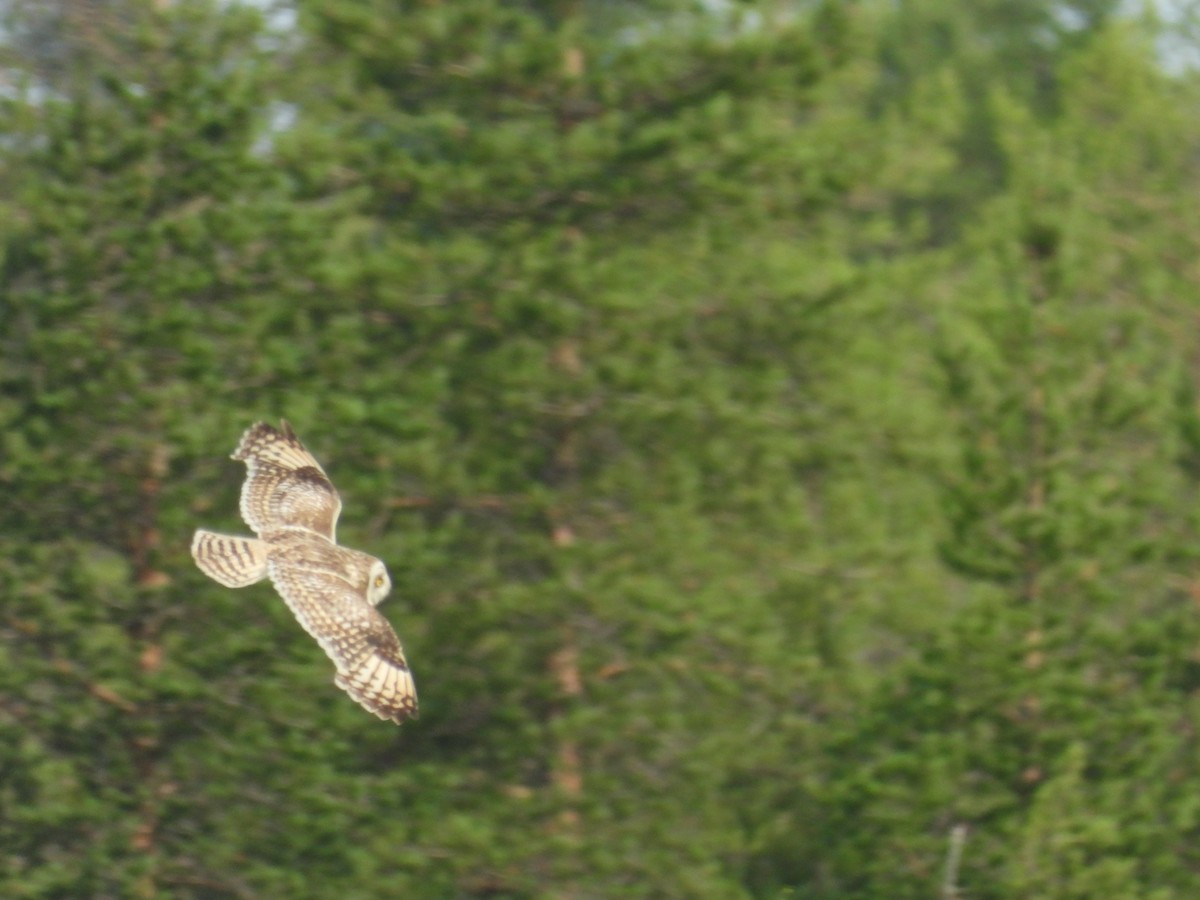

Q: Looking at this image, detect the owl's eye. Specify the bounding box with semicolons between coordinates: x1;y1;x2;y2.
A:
374;575;385;588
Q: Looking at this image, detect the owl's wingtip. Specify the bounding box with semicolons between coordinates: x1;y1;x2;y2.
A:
231;419;296;460
230;421;264;459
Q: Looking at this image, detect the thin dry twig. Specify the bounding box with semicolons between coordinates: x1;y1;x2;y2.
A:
941;823;968;900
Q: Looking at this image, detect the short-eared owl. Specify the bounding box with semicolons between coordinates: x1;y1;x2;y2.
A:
191;421;417;724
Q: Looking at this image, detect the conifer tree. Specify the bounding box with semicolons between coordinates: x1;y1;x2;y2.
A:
6;1;1200;896
796;22;1200;897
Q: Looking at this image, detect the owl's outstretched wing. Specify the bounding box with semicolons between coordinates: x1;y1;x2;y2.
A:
267;562;418;725
232;420;342;540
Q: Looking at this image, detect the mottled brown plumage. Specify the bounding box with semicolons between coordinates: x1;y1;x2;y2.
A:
192;421;417;724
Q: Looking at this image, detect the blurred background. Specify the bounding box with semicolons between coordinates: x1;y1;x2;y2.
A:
4;0;1200;896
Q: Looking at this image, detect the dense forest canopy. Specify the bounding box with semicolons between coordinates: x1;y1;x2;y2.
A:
4;0;1200;896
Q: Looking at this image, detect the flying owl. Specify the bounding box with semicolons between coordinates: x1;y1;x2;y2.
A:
191;421;417;724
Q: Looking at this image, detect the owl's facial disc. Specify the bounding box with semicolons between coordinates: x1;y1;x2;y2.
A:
367;560;392;604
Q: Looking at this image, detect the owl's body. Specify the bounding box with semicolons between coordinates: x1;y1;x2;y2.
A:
191;421;417;724
264;530;386;604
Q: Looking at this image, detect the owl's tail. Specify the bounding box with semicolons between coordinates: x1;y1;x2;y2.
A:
191;530;269;588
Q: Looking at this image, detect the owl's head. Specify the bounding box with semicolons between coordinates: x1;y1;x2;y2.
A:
367;559;392;605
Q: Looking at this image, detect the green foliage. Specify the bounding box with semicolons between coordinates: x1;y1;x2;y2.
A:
4;0;1200;896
